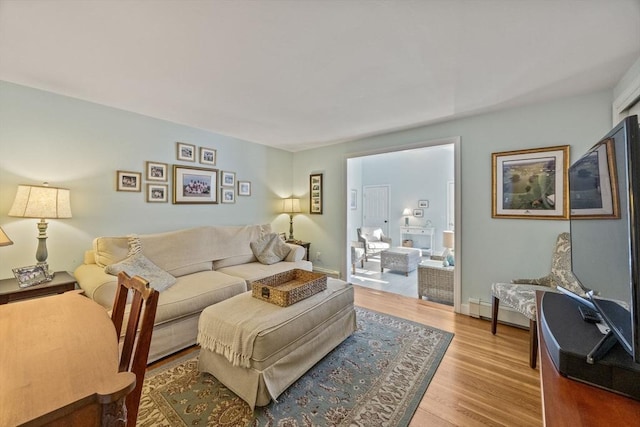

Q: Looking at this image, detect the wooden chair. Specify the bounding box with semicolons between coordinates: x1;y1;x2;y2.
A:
111;271;159;426
490;233;585;368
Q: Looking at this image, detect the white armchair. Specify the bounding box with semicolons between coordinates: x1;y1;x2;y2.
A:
357;227;392;261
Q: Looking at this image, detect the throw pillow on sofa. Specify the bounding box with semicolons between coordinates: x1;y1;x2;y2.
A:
250;232;291;265
105;252;177;292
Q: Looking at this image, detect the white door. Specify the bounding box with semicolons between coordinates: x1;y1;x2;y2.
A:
363;185;390;235
447;181;455;230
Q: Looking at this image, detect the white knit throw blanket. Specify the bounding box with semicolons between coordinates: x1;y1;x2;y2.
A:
197;283;342;368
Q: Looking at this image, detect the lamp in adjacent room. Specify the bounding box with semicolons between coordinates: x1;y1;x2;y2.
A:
402;208;412;226
282;198;301;240
8;183;72;269
0;226;14;246
442;230;455;266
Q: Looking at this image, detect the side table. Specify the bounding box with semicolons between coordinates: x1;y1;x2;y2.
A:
0;271;77;304
287;240;311;261
418;260;454;304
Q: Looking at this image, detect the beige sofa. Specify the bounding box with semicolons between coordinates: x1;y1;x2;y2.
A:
74;224;311;362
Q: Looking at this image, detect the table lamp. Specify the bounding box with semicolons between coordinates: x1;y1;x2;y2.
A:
0;226;14;246
8;183;72;268
402;208;412;226
442;230;455;266
282;198;301;240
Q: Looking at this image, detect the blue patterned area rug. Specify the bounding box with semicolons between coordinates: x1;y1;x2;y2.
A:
137;307;453;427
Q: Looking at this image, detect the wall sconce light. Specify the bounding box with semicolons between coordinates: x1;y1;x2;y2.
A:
8;183;72;269
402;208;412;226
0;226;14;246
282;198;301;240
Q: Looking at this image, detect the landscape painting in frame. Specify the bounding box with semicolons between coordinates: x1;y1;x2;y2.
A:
173;165;218;204
570;138;620;219
492;145;569;219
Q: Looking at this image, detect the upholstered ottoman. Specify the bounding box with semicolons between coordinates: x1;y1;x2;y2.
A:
381;247;422;276
197;278;356;409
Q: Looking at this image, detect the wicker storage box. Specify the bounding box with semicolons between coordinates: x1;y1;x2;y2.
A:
251;269;327;307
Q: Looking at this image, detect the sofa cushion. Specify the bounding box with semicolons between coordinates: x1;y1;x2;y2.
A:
139;227;214;277
250;233;291;265
94;236;129;267
105;252;177;292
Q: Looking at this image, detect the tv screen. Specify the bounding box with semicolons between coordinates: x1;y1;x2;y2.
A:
569;114;639;363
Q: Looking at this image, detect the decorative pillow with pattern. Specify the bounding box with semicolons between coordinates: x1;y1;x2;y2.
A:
250;233;292;265
105;236;176;291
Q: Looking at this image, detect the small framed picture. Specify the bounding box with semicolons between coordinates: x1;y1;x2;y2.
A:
200;147;217;165
413;209;424;218
13;264;52;288
221;187;235;203
146;161;168;182
117;170;142;192
310;173;323;214
350;189;357;210
221;171;236;187
418;200;429;208
238;181;251;196
176;142;196;162
147;184;168;203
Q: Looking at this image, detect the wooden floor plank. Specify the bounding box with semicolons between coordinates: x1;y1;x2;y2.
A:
148;284;543;426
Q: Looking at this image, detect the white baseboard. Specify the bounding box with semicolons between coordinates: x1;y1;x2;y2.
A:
465;298;529;329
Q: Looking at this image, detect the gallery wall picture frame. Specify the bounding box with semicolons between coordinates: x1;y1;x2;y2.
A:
173;165;218;204
413;209;424;218
221;171;236;187
310;173;323;214
221;187;235;203
569;138;620;219
238;181;251;196
146;161;168;182
176;142;196;162
117;170;142;192
350;189;357;210
492;145;569;219
418;200;429;208
200;147;217;165
147;184;168;203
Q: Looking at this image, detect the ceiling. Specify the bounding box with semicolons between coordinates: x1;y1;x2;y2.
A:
1;1;639;152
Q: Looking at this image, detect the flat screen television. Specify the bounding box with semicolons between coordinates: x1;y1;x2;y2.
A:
569;114;640;363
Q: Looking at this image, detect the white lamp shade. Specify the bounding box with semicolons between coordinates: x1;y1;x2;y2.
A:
402;208;412;216
282;198;301;213
443;230;455;249
0;226;13;246
8;184;72;219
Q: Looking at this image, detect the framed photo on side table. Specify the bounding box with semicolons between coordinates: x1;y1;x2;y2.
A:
12;265;52;288
310;173;323;214
173;165;218;204
492;145;569;219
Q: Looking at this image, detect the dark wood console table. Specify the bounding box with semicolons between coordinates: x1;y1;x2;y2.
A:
535;291;640;426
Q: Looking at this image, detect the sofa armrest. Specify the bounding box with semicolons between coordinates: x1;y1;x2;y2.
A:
74;263;118;309
381;236;392;245
284;243;305;262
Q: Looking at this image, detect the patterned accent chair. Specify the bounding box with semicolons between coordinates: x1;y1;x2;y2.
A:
490;232;585;368
357;227;392;261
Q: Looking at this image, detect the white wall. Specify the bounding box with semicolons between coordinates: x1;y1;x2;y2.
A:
0;82;293;278
292;89;614;306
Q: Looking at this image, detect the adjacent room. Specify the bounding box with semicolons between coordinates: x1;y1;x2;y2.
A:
1;1;639;426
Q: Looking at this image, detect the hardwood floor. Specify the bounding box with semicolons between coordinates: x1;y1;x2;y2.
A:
148;285;543;426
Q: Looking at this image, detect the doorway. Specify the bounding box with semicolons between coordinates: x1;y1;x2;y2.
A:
345;137;460;309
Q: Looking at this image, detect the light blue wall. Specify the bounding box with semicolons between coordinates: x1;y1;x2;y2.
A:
0;80;615;308
292;90;614;305
0;82;293;278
